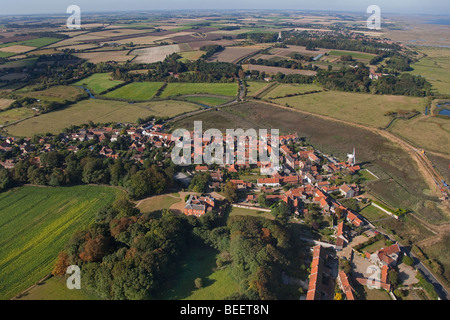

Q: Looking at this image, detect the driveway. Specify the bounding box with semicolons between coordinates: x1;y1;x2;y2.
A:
398;263;419;286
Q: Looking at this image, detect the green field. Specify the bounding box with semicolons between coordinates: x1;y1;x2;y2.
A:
359;205;390;222
0;57;37;70
274;91;426;128
182;96;230;106
406;47;450;95
178;51;206;62
73;73;124;94
0;108;34;125
6;99;201;136
245;81;272;97
159;83;238;98
0;185;122;299
0;37;60;49
327;50;376;60
18;85;87;103
103;82;165;100
136;193;181;214
157;246;239;300
227;206;274;221
261;83;323;99
0;51;16;58
390;115;450;155
15;276;99;300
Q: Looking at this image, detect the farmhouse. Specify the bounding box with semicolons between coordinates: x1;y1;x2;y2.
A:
257;177;281;187
369;243;402;268
339;184;355;198
184;195;216;217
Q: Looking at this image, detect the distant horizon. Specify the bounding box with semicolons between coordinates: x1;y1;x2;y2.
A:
0;1;449;16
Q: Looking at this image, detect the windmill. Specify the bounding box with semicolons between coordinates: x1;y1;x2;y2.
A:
347;148;356;166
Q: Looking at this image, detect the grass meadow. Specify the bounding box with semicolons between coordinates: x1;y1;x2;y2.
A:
6;99;201;136
261;83;323;99
273;91;426;128
245;81;272;97
19;85;87;103
390;115;450;155
103;82;165;101
0;108;34;125
0;185;122;299
73;73;124;94
159;82;238;98
182;96;230;106
406;47;450;95
157;246;239;300
327;50;376;60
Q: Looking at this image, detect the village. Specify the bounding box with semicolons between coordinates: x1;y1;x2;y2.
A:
0;119;423;300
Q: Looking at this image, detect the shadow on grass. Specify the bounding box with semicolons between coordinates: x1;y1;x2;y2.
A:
155;245;219;300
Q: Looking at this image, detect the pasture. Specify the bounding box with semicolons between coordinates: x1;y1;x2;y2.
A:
159;82;238;98
245;81;272;97
6;99;201;136
406;46;450;95
19;85;87;103
136;193;181;214
0;185;121;299
0;99;15;110
0;37;60;49
390;115;450;155
327;50;376;60
261;83;323;99
15;276;99;300
73;73;124;94
157;246;239;300
273;91;426;128
103;82;165;100
0;108;34;125
182;96;230;106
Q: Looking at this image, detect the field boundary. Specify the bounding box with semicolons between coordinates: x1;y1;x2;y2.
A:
11;274;52;300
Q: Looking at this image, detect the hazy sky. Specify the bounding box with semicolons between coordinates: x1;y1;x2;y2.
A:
0;0;448;15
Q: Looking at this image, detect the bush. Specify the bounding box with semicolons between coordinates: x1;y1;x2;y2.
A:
194;277;203;289
402;255;414;266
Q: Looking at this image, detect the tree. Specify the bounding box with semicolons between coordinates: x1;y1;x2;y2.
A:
258;193;267;208
49;168;65;186
52;251;70;276
0;168;13;191
79;234;110;262
271;201;291;224
224;181;238;203
194;277;203;289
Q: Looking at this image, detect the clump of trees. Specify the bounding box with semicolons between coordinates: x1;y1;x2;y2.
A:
52;197;308;300
54;200;191;300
